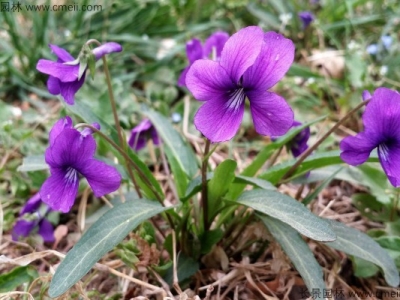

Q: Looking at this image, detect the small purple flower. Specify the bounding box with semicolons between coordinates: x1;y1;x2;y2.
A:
186;26;295;143
178;31;229;87
289;121;310;157
40;116;121;212
12;193;55;242
362;90;372;101
36;42;122;105
340;87;400;187
298;11;315;29
128;119;160;151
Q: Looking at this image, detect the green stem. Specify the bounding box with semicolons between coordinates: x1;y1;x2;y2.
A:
201;139;211;231
281;99;370;181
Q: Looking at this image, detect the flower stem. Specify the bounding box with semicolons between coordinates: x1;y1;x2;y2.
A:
201;139;211;231
281;99;370;181
98;49;142;198
76;124;175;230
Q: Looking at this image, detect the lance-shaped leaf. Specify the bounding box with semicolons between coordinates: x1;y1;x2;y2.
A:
49;199;170;297
237;190;335;241
260;214;326;298
325;220;399;287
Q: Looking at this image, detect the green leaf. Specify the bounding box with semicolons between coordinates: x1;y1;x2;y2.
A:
260;150;379;185
326;220;399;287
17;155;47;172
260;215;326;298
352;193;391;222
48;199;170;297
164;146;188;198
208;159;236;216
352;256;379;278
301;167;343;205
182;172;213;202
228;116;326;199
0;266;38;292
233;175;276;191
357;164;390;204
164;254;199;285
247;3;280;29
144;109;197;178
237;190;335;242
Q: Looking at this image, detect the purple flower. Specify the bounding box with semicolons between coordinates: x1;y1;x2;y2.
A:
340;87;400;187
12;193;55;242
298;11;315;29
178;31;229;87
40;116;121;212
36;42;122;105
186;26;295;143
128;119;160;151
289;121;310;157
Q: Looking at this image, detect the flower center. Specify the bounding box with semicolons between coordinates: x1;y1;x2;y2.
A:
65;167;78;184
226;88;245;110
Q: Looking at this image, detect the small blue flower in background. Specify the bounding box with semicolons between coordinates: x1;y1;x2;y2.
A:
40;116;121;213
366;44;378;55
381;35;392;50
298;11;315;29
171;112;182;123
36;42;122;105
12;193;55;242
340;87;400;187
128;119;160;151
178;31;229;87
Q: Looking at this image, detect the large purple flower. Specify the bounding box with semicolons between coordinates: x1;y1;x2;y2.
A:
36;42;122;105
186;26;295;143
289;121;310;157
340;87;400;187
40;116;121;212
128;119;160;151
178;31;229;87
12;193;55;242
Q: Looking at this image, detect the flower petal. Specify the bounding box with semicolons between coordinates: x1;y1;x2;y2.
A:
49;44;74;62
36;59;79;82
59;74;86;105
128;131;147;151
12;220;35;241
219;26;264;84
45;129;96;168
92;42;123;60
243;32;295;90
47;76;61;95
38;219;55;242
177;66;190;87
49;116;73;146
194;90;245;142
40;168;79;213
203;31;229;58
78;159;121;197
340;132;377;165
248;91;294;136
186;59;235;101
362;87;400;137
378;142;400;187
20;193;42;215
186;38;203;63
